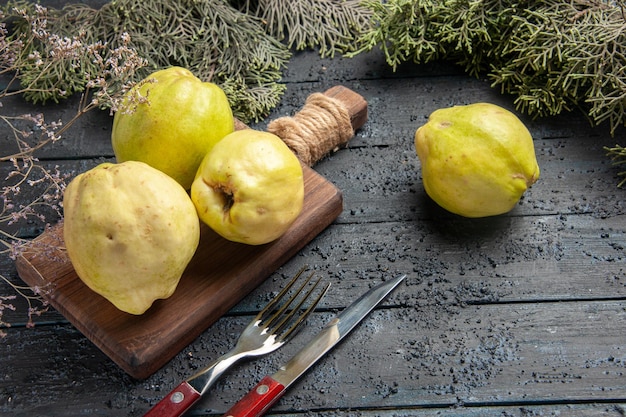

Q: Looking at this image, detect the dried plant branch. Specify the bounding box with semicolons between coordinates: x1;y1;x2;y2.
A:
0;4;147;330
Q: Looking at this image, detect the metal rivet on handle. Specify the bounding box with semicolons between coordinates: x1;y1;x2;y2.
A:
170;391;185;404
256;384;269;395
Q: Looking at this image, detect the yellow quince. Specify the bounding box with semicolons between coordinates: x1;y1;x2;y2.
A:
191;130;304;245
111;66;234;189
415;103;540;218
63;161;200;314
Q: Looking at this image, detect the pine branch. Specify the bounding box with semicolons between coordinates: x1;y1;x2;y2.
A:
239;0;372;57
352;0;626;135
605;144;626;187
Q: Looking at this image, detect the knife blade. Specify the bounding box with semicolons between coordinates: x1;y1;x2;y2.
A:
221;274;406;417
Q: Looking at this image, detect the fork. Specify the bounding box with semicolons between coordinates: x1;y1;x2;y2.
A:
143;267;330;417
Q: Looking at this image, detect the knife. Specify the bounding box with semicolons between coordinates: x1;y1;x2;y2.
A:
221;274;406;417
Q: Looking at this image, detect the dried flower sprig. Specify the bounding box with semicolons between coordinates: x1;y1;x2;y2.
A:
0;277;51;338
3;3;147;111
0;4;147;330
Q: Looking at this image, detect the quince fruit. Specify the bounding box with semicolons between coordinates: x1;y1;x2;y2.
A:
191;130;304;245
63;161;200;315
111;66;234;189
415;103;540;218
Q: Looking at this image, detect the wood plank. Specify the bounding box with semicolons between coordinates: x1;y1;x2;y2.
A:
313;134;624;224
279;406;626;417
184;301;626;413
2;301;624;415
4;69;620;231
0;94;115;160
147;210;626;313
5;69;610;161
282;49;466;85
289;215;626;303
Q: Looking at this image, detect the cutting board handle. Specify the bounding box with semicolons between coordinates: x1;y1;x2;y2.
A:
237;86;368;166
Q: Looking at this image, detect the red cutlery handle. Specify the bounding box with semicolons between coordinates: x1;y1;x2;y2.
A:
143;381;202;417
222;375;286;417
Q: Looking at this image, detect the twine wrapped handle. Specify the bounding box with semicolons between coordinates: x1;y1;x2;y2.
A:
268;86;368;166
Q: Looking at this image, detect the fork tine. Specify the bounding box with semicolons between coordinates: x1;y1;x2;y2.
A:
256;265;308;322
258;267;330;342
262;270;316;328
275;279;330;342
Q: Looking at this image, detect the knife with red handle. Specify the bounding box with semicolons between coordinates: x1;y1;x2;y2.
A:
222;274;406;417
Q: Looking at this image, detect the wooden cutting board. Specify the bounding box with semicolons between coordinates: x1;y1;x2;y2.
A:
15;86;366;379
15;166;342;379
